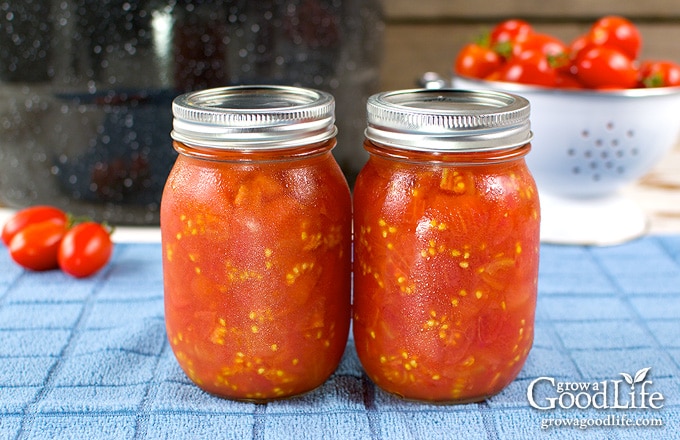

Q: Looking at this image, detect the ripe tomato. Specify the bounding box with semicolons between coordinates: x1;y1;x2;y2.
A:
589;15;641;60
2;205;67;246
511;32;567;59
490;19;532;45
496;50;557;87
8;220;68;271
640;60;680;87
574;46;638;89
58;222;113;278
454;43;503;79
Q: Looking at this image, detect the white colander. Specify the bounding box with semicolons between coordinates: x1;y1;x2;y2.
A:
452;75;680;244
453;75;680;197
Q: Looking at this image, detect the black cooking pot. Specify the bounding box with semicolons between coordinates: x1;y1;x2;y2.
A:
0;0;383;224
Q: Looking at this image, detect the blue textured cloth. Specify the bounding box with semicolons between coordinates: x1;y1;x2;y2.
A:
1;236;679;439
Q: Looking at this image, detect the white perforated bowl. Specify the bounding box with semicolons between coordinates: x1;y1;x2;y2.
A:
453;75;680;198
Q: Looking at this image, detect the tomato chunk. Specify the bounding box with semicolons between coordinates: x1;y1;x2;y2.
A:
353;145;540;402
161;146;352;400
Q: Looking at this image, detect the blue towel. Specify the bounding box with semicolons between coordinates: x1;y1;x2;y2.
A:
1;237;679;439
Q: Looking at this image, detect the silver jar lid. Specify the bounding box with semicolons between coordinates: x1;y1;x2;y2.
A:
171;85;337;150
365;89;532;152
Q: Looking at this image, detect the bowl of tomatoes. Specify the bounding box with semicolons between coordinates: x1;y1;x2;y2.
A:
452;16;680;244
454;16;680;90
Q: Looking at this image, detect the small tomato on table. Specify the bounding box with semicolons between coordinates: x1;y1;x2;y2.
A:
58;222;113;278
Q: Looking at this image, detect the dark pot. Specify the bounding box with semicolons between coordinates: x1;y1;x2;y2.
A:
0;0;383;224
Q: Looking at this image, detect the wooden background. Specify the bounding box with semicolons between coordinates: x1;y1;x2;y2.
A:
379;0;680;90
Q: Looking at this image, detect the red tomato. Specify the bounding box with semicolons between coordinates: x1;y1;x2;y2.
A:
2;205;67;246
58;222;113;278
640;60;680;87
589;15;642;60
511;32;567;59
567;33;597;63
495;50;557;87
490;19;533;44
9;220;68;271
574;46;639;89
454;43;503;79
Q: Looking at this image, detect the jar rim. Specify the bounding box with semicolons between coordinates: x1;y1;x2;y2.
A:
365;88;532;152
171;85;337;150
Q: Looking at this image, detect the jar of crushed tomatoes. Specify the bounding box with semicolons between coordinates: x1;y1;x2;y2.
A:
353;89;540;403
162;85;352;401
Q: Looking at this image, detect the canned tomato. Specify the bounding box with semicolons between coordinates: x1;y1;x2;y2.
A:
352;89;540;403
162;86;352;401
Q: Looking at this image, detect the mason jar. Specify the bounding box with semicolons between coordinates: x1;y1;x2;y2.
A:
162;85;352;401
352;89;540;403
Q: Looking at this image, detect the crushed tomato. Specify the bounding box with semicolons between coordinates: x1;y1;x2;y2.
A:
352;142;540;402
161;141;352;401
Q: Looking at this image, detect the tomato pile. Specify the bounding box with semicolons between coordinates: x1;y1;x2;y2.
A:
1;206;113;278
454;16;680;89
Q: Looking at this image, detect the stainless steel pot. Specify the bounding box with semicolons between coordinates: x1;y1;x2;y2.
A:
0;0;383;224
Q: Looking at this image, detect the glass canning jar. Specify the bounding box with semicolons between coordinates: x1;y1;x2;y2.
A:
352;89;540;403
162;85;352;401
